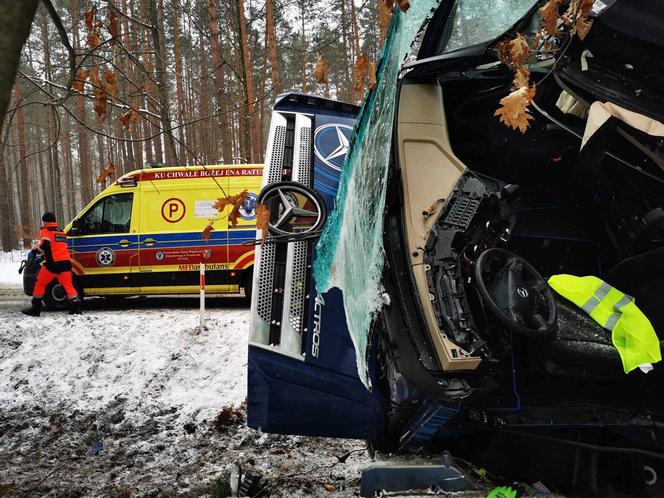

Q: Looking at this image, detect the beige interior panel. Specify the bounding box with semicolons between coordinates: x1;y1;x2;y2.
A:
397;83;480;371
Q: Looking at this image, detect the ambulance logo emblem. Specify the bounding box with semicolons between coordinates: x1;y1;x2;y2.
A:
239;192;258;221
96;247;116;267
314;124;353;171
155;251;165;261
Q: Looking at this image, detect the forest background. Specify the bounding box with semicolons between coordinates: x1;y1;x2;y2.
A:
0;0;386;250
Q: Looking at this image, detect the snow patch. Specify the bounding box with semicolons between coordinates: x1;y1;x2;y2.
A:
0;306;248;423
0;250;25;285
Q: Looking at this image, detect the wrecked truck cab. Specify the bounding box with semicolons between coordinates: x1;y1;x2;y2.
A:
247;93;384;439
250;0;664;493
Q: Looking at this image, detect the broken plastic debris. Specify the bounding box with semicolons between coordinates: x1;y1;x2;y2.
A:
580;49;594;72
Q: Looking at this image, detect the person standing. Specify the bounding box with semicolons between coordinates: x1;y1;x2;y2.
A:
22;212;82;316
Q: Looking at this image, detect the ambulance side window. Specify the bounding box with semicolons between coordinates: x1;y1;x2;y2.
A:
79;193;133;235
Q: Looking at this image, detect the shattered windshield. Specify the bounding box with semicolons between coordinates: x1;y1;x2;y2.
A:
313;0;439;388
438;0;538;53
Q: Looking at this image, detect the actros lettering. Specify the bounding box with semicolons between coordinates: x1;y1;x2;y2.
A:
311;294;325;357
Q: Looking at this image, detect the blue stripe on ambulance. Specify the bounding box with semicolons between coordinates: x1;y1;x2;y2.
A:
71;230;256;253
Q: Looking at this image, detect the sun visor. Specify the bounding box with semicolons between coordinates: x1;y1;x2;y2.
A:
581;101;664;149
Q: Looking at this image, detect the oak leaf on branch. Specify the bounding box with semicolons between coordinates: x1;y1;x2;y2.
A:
72;70;89;93
494;86;537;134
313;55;329;85
538;0;562;35
96;163;115;183
103;70;118;98
378;0;393;42
108;8;120;40
202;222;214;242
84;8;96;32
118;110;138;129
353;54;377;93
576;17;593;40
512;66;531;90
256;203;270;242
509;33;531;66
213;190;251;227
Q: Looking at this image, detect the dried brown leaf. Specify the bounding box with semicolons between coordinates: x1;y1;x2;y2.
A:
512;66;531;90
367;59;377;90
87;31;102;49
96;163;115;183
576;17;593;40
256;203;270;242
202;222;214;242
108;8;120;40
313;55;329;85
213;190;251;227
103;70;118;98
378;0;393;43
84;8;96;32
72;70;89;93
397;0;410;12
509;33;531;67
494;86;537;134
538;0;562;35
324;483;335;492
353;54;376;94
118;110;137;129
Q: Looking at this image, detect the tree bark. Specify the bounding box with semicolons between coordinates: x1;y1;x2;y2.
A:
207;0;232;163
14;83;33;246
40;13;65;220
0;0;39;130
172;3;187;163
147;0;178;165
265;0;280;96
70;0;93;206
237;0;258;163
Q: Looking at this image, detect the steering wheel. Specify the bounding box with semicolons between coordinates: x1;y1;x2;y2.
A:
474;248;557;337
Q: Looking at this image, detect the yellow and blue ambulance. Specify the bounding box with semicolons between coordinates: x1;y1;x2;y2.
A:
22;164;262;308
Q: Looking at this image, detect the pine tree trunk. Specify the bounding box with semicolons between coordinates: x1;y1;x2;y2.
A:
299;1;308;92
71;0;93;207
237;0;258;163
147;0;178;165
14;83;33;246
265;0;280;95
40;14;65;220
172;4;187;164
207;0;232;163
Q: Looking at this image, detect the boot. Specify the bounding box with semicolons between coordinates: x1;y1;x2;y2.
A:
22;298;43;317
68;297;82;315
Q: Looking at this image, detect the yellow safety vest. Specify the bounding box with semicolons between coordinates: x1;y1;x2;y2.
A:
548;274;661;373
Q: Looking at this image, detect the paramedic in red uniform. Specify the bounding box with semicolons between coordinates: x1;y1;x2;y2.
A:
22;212;82;316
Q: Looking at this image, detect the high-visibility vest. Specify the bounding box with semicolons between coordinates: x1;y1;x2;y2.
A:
548;274;661;374
39;222;71;262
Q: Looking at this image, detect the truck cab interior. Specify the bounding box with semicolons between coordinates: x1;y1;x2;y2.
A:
382;0;664;461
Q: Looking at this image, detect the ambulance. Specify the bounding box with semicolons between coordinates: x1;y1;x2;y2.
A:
23;164;262;308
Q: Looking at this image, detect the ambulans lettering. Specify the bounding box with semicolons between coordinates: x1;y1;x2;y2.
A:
312;293;325;358
178;263;229;271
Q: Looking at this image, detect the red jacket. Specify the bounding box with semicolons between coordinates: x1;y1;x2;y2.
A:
39;222;71;262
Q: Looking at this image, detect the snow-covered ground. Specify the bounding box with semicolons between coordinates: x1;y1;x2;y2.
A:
0;250;25;285
0;291;370;497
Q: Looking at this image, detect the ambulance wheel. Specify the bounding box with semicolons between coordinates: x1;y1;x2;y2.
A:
43;282;69;310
